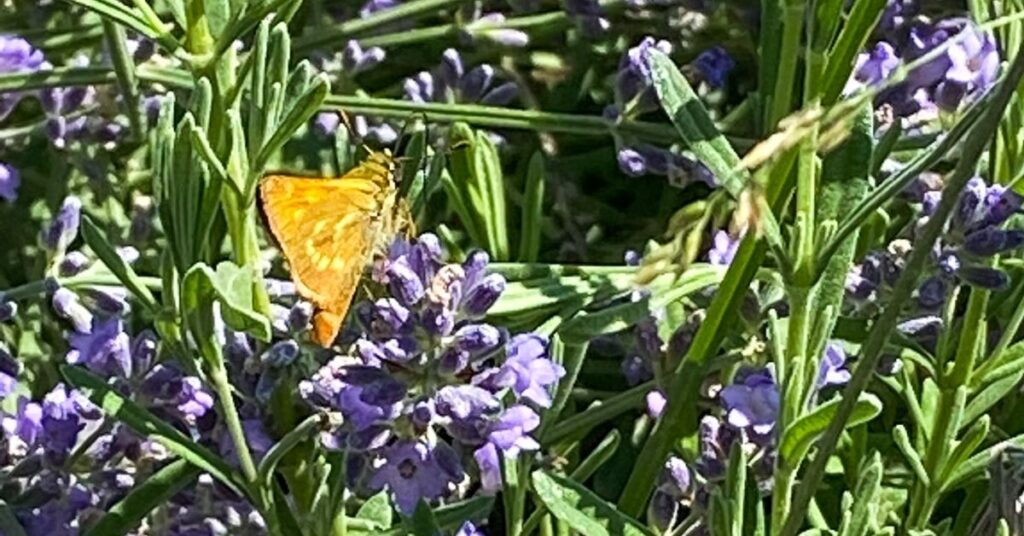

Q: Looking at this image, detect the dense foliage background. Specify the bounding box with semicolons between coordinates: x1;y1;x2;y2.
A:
1;0;1024;534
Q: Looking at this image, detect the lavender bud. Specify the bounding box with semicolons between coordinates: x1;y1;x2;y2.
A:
287;301;314;332
52;288;93;333
59;251;91;276
481;28;529;47
43;196;82;252
460;65;495;103
0;300;16;323
440;48;464;89
439;347;470;374
131;329;157;375
81;286;131;315
618;148;647;177
0;162;19;202
462;273;505;316
982;185;1022;226
963;228;1024;257
387;257;426;306
453;323;502;353
916;276;947;309
313;112;341;138
480;82;518;106
692;46;735;88
959;266;1010;290
262;340;300;368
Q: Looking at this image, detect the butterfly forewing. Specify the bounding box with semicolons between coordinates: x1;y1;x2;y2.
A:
259;151;398;347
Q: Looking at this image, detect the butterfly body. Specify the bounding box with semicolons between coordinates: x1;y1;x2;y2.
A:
259;150;404;347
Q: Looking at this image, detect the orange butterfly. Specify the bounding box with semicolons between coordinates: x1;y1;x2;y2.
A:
259;150;406;347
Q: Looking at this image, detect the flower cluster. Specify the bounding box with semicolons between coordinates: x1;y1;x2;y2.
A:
849;11;999;117
847;176;1024;314
301;233;564;514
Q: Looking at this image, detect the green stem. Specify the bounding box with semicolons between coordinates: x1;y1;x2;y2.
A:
767;1;806;127
292;0;471;52
210;365;258;483
778;43;1024;536
102;19;144;141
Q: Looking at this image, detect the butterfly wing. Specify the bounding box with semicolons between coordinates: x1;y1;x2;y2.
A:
260;161;393;347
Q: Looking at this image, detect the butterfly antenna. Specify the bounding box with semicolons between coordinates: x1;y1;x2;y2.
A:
337;108;375;156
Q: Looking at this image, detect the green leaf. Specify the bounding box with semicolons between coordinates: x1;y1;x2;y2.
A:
470;130;510;260
61;365;248;497
182;262;271;343
821;0;889;104
964;371;1023;426
356;491;394;529
431;496;494;531
531;470;653;536
80;216;159;313
255;73;330;172
408;500;442;536
723;440;748;536
543;381;650;446
258;414;322;487
559;299;653;344
836;452;883;536
939;416;990;490
518;151;545;263
812;101;873;352
779;393;882;465
893;425;930;488
84;459;200;536
647;49;746;197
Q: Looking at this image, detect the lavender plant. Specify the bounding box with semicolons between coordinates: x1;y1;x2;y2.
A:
1;0;1024;535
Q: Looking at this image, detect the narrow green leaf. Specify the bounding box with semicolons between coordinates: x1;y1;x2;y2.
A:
724;441;748;536
258;415;322;487
893;425;930;488
80;216;158;312
559;299;652;344
836;452;883;536
821;0;889;104
939;416;990;490
779;393;882;465
102;18;143;140
647;49;746;197
543;381;650;446
964;371;1023;426
409;500;442;536
946;433;1024;491
85;459;200;536
518;151;545;263
531;470;653;536
255;73;330;172
61;365;247;497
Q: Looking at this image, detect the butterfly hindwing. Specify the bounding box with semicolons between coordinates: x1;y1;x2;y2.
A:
259;152;397;347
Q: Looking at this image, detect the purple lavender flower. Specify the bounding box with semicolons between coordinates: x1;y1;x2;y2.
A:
616;144;715;188
0;36;44;122
646;390;667;419
368;440;464;514
0;343;19;398
816;343;851;389
303;233;556;505
0;299;16;323
52;288;93;333
478;334;564;407
141;364;215;424
692;46;735;88
616;37;672;114
457;522;486;536
853;42;900;86
341;40;386;75
42;196;82;253
66;316;132;378
405;50;519;106
474;405;541;491
0;162;19;202
59;251;90;276
708;230;740;265
720;367;779;441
